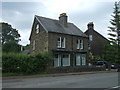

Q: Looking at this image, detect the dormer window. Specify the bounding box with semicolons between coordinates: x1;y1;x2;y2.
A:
36;24;39;34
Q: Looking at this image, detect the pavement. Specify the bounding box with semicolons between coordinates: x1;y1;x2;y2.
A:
2;70;117;80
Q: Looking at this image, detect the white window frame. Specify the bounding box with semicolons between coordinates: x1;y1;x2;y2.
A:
57;37;61;48
36;24;39;34
80;40;83;49
77;39;83;49
54;54;61;67
33;40;35;50
61;37;65;48
81;54;86;65
62;54;70;66
89;35;93;41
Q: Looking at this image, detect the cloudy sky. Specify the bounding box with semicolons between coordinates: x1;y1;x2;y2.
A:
1;0;120;46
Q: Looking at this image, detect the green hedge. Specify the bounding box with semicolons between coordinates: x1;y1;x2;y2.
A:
2;52;53;74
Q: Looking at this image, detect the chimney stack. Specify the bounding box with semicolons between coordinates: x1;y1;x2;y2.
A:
59;13;68;27
87;22;94;30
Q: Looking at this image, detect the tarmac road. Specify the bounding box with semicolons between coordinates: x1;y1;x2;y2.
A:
2;72;119;89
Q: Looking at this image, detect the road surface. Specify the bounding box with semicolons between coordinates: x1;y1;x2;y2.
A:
2;72;119;89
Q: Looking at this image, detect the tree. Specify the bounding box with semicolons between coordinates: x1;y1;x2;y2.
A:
108;2;120;44
103;43;118;64
2;41;21;53
1;22;21;44
1;22;21;53
106;2;120;64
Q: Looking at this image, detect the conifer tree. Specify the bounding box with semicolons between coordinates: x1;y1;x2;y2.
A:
107;2;120;64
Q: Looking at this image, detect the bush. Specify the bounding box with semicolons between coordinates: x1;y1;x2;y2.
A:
2;52;53;74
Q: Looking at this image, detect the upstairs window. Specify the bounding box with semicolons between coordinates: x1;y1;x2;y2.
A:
77;40;80;49
57;37;65;48
36;24;39;34
61;38;65;48
77;39;83;49
89;35;93;41
57;37;61;48
80;40;83;49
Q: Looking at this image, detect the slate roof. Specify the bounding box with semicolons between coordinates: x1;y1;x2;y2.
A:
35;15;88;37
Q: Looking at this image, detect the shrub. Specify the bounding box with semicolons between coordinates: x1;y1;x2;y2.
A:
2;52;53;74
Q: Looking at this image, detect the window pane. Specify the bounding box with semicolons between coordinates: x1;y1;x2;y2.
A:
54;54;61;67
76;40;79;49
57;37;61;48
76;54;81;66
62;54;70;66
81;54;86;65
89;35;93;41
61;38;65;48
80;40;83;49
36;24;39;34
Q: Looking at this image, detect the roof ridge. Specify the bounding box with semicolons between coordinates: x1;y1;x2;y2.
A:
35;15;73;24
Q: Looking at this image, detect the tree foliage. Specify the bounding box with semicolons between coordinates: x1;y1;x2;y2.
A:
108;2;120;44
2;41;21;53
1;22;21;44
1;22;21;53
104;2;120;64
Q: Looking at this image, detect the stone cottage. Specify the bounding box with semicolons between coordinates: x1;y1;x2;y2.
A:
85;22;109;57
29;13;89;68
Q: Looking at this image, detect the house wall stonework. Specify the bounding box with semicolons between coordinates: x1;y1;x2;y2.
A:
85;29;109;57
30;19;48;54
48;32;89;67
48;32;88;52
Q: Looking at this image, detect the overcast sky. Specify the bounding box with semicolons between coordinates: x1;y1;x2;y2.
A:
1;0;120;46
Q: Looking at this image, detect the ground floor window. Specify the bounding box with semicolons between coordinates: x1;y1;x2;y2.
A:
81;54;86;65
54;53;70;67
76;54;82;66
62;54;70;66
54;54;61;67
76;54;86;66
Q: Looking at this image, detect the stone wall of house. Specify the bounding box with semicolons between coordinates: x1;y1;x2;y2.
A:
85;29;109;57
30;19;48;54
48;32;89;67
48;32;88;52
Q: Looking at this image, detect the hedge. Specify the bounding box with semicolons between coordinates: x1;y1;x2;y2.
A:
2;52;53;74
